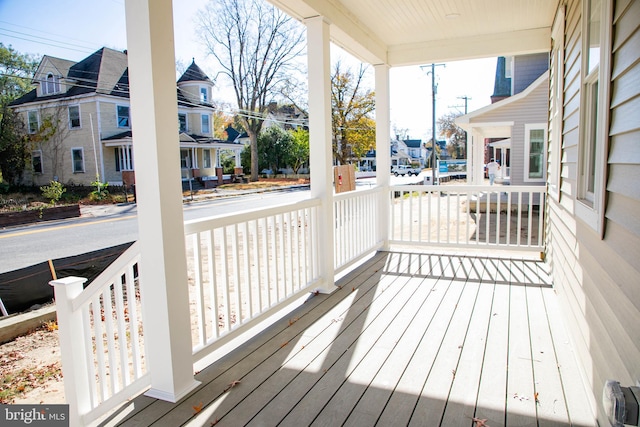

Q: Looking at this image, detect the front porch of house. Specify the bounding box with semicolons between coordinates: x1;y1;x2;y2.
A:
99;251;595;427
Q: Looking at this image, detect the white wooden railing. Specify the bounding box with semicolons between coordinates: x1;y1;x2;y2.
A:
389;184;546;252
49;241;147;426
51;184;546;425
334;187;384;273
183;198;322;364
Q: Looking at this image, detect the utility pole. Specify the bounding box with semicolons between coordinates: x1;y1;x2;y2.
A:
457;95;471;114
457;95;471;159
421;63;445;184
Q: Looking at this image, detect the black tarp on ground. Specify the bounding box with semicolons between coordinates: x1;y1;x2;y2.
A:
0;241;134;314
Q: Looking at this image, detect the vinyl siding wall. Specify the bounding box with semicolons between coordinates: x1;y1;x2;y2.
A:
546;0;640;425
468;78;549;186
513;53;550;94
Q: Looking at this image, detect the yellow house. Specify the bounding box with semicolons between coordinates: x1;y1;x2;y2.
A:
10;49;243;187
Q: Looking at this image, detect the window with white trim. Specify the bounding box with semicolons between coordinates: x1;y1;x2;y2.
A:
115;147;134;171
178;113;187;132
180;149;191;169
576;0;611;235
28;110;39;134
203;149;212;168
524;124;547;182
117;105;130;128
71;148;85;173
43;73;61;95
68;105;81;129
201;114;210;134
200;87;208;103
32;150;43;174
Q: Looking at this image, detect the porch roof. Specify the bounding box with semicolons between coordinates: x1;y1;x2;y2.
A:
267;0;557;66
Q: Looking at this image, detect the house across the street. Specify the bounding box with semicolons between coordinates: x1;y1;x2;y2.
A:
10;48;246;188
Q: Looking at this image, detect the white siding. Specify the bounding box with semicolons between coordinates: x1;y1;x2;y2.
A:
546;0;640;425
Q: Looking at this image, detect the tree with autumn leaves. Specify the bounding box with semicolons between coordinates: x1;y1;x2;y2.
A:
331;61;376;166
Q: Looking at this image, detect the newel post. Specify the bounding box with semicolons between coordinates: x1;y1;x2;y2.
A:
50;276;89;427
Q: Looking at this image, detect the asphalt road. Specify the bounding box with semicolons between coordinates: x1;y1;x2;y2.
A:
0;188;310;274
0;172;427;274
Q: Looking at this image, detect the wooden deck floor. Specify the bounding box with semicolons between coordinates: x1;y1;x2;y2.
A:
103;252;596;427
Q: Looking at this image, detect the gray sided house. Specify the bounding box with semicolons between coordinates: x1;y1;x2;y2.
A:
10;48;243;187
457;53;550;185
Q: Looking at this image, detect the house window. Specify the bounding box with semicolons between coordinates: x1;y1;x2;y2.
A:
524;124;547;182
28;110;39;134
178;113;187;132
576;0;611;235
203;149;211;168
200;87;208;103
117;105;130;128
32;150;43;174
115;147;134;171
201;114;210;134
68;105;81;129
71;148;85;173
43;73;60;95
180;149;191;169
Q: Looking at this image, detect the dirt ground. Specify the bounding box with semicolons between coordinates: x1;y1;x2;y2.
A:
0;325;65;404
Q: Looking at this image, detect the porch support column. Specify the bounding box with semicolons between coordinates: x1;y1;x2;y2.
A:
306;16;335;293
124;0;200;402
235;149;242;168
374;64;391;250
466;129;484;184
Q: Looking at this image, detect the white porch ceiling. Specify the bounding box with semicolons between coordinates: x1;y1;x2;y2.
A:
268;0;558;66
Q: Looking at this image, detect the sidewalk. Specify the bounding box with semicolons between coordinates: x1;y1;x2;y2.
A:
80;183;311;219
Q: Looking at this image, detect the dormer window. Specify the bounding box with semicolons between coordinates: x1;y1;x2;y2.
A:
43;73;61;95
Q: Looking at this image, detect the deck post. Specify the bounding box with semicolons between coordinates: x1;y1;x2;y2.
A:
305;16;336;293
375;64;391;250
124;0;200;402
49;276;89;427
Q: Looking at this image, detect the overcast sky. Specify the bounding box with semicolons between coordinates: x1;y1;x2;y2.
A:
0;0;497;141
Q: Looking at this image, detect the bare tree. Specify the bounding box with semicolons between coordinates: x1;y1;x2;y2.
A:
31;104;71;183
197;0;305;181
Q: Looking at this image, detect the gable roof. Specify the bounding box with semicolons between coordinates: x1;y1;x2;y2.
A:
178;60;212;83
10;47;129;106
403;139;423;148
456;70;549;130
33;56;76;83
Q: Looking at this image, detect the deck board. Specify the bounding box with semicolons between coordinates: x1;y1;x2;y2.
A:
103;252;597;427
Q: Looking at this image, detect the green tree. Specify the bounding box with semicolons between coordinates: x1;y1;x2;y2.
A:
257;125;293;176
0;44;39;184
198;0;305;181
438;112;466;159
331;61;376;165
289;128;309;175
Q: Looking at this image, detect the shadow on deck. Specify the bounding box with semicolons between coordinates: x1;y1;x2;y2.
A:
100;252;595;427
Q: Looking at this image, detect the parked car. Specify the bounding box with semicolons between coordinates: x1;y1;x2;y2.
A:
392;165;422;176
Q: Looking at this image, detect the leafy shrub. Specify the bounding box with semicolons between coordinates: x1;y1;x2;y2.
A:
89;179;109;201
40;181;66;205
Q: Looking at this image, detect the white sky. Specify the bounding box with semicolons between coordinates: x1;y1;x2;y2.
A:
0;0;497;141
